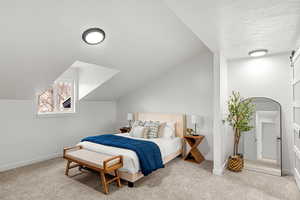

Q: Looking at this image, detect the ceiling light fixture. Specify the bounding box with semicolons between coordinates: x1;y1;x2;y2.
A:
82;28;105;45
248;49;268;57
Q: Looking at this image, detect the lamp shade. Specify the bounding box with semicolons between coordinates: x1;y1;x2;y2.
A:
191;115;199;124
127;113;133;121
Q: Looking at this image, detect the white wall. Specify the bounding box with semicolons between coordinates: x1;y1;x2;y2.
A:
0;100;117;172
228;53;292;173
116;53;214;160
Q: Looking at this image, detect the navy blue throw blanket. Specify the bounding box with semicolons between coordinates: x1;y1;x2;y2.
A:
81;134;164;176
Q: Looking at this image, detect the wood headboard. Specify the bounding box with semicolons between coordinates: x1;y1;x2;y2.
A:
134;112;186;138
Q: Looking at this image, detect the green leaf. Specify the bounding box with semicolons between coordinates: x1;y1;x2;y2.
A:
226;91;255;154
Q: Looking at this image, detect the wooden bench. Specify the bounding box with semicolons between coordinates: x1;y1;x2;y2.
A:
63;146;123;194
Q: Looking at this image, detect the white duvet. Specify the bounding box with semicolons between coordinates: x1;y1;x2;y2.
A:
77;133;182;174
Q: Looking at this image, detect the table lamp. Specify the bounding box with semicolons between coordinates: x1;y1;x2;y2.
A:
191;115;199;134
127;113;133;127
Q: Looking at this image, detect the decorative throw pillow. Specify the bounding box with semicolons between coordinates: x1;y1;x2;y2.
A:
132;120;145;128
129;126;146;138
142;127;150;138
158;122;167;138
144;121;160;138
159;122;176;139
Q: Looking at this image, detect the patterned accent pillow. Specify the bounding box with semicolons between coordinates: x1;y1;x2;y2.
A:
144;121;160;138
132;120;145;128
129;126;147;138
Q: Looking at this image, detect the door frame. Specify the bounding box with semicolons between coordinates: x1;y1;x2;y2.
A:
291;49;300;190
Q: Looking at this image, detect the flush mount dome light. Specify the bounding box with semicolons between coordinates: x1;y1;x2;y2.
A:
248;49;268;57
82;28;105;45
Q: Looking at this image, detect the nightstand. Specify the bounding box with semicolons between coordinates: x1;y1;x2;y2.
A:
183;135;205;164
119;127;131;133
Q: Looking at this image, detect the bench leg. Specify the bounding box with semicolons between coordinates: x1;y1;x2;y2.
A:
65;160;71;176
128;182;134;188
100;171;109;194
114;170;122;187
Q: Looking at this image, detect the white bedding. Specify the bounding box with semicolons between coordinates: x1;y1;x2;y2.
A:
77;133;182;174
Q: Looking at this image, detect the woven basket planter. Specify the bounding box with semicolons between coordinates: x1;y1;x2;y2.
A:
227;155;243;172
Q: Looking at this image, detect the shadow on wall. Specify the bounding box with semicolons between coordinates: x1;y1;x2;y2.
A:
200;138;210;157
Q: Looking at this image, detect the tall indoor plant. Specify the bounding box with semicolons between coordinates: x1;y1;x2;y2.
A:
227;91;254;172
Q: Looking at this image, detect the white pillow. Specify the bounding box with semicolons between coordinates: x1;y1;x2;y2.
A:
160;122;176;139
158;122;167;137
129;126;147;138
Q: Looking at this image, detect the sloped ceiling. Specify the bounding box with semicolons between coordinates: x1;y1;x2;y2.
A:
71;61;119;100
0;0;208;100
165;0;300;59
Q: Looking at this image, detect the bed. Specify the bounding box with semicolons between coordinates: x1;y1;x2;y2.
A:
77;112;186;185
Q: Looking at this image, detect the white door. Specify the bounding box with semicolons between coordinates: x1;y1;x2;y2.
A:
291;48;300;190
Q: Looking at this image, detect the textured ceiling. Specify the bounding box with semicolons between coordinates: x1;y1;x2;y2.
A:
165;0;300;59
0;0;208;100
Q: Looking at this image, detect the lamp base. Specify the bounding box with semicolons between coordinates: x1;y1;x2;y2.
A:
128;120;132;128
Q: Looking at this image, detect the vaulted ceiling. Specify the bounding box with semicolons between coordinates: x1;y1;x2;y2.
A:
0;0;208;100
1;0;300;100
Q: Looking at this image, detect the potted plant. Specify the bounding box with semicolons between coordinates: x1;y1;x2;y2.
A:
226;91;254;172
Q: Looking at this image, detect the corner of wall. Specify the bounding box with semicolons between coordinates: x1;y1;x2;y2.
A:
213;159;227;176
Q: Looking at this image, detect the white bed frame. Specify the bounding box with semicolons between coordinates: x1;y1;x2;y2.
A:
110;112;186;185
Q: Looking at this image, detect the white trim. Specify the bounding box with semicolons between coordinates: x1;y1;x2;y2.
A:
293;101;300;108
282;168;292;176
294;123;300;131
213;159;227;176
36;111;78;118
293;47;300;191
295;145;300;160
295;167;300;191
0;152;61;172
294;144;300;190
213;167;224;176
292;78;300;86
245;165;281;176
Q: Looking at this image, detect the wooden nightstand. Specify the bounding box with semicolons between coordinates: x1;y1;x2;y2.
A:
183;135;205;164
119;127;131;133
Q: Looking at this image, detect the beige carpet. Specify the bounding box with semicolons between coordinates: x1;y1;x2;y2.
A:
0;157;299;200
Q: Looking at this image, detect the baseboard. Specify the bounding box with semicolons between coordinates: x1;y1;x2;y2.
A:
213;159;227;176
213;167;224;175
282;168;292;176
244;163;281;176
0;152;61;172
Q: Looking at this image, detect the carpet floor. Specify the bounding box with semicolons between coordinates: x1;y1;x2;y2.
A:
0;157;299;200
